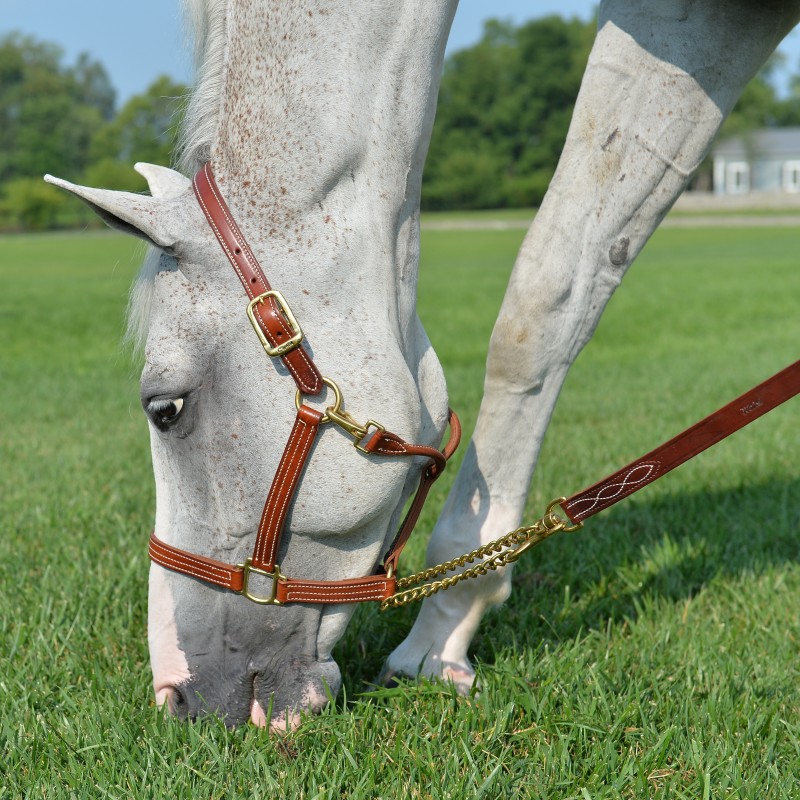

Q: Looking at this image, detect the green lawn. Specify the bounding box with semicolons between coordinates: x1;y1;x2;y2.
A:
422;207;536;225
1;223;798;798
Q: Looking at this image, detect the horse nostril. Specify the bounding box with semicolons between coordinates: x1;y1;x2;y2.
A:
169;687;189;717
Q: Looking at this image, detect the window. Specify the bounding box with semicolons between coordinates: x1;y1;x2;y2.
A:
782;161;800;193
725;162;750;194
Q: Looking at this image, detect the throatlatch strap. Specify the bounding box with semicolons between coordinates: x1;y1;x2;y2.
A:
378;409;462;572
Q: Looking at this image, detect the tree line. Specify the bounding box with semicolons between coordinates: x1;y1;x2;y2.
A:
423;17;800;208
0;33;185;229
3;18;800;229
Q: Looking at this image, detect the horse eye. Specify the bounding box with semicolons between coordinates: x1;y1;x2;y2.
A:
148;397;185;428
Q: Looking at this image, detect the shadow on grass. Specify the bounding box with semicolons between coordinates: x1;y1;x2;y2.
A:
483;476;800;656
335;477;800;697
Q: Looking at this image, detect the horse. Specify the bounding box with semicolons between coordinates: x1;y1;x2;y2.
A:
46;0;800;730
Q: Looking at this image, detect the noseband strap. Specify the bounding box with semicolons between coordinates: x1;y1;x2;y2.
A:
148;163;460;605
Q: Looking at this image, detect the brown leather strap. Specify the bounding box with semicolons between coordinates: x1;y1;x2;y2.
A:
149;532;246;593
148;411;461;604
149;532;397;603
276;574;396;604
380;409;462;572
193;163;323;395
562;359;800;524
252;404;323;571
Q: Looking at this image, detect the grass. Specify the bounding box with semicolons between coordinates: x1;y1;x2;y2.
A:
1;221;799;798
421;207;537;225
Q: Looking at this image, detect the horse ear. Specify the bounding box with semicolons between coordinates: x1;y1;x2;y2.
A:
44;173;181;250
134;163;192;199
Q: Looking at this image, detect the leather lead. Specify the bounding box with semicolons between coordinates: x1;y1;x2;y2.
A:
562;359;800;523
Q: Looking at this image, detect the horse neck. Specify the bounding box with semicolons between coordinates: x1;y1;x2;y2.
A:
186;1;457;334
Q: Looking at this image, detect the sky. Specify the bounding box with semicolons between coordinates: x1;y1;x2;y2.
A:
3;0;800;104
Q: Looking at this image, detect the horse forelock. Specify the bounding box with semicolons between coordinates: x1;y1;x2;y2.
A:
124;246;163;355
177;0;228;175
125;0;228;353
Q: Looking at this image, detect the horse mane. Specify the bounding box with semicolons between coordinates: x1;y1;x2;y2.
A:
176;0;228;175
126;0;228;353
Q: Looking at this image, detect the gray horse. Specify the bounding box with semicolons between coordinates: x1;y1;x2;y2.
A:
47;0;800;729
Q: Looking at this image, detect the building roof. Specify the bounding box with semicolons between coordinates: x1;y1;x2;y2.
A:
713;127;800;159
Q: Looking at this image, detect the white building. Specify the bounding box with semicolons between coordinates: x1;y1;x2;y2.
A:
713;127;800;195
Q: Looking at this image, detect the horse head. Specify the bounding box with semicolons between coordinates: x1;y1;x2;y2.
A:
47;157;451;729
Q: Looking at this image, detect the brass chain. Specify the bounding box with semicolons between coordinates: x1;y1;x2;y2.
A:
380;497;582;611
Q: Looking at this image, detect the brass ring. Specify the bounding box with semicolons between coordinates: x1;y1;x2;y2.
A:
546;497;584;533
295;377;342;424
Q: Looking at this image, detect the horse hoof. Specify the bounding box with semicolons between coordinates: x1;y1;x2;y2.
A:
441;665;477;696
376;664;477;696
376;666;405;689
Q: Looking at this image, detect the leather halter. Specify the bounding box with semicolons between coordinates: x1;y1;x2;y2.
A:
147;164;800;609
148;163;461;605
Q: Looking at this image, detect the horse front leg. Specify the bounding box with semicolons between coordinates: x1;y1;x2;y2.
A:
385;0;800;691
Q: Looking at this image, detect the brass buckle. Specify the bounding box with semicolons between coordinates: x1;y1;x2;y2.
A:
246;290;304;357
238;558;284;605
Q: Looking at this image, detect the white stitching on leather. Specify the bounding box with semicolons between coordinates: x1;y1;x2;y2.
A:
195;166;320;392
565;462;660;521
285;583;389;602
150;539;233;583
255;415;316;566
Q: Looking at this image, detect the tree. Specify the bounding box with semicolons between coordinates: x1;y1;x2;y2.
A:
689;56;787;189
0;177;65;230
0;35;186;227
717;55;783;140
0;33;115;184
90;75;186;167
88;75;187;191
424;20;800;209
422;16;595;210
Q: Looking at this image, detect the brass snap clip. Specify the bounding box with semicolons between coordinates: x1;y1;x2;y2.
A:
325;406;386;453
506;497;583;563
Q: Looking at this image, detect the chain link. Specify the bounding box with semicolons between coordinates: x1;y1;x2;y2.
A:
380;498;582;611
